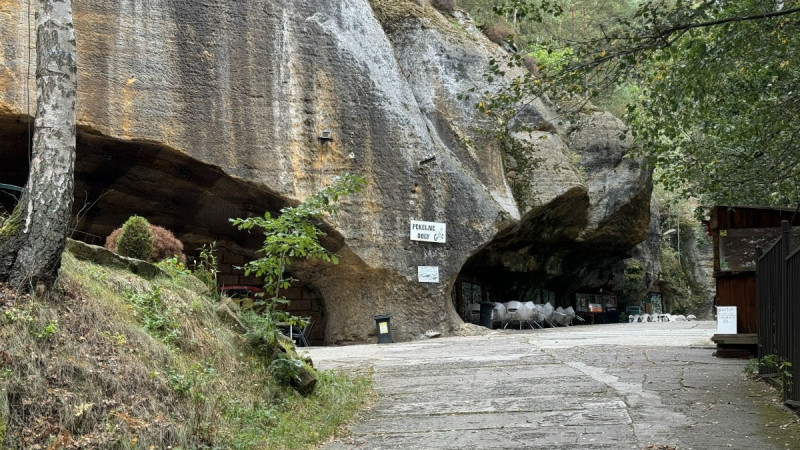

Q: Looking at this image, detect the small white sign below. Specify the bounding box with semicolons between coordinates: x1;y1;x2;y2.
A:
418;266;440;283
410;220;446;243
716;306;737;334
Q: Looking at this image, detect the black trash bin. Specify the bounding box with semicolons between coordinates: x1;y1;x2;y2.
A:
479;302;494;329
374;313;393;344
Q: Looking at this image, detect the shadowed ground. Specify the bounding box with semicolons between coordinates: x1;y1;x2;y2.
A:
306;322;800;449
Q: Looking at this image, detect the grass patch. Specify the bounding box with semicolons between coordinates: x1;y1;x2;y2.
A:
228;370;374;449
0;251;372;448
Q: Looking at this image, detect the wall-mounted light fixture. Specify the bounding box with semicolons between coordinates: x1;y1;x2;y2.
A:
318;129;333;142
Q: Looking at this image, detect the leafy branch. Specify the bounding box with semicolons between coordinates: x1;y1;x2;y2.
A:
230;173;366;341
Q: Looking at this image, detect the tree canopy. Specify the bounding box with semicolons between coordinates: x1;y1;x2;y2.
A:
460;0;800;209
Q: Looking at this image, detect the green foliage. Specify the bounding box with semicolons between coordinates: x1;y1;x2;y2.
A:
165;366;195;395
193;242;219;296
157;255;191;276
240;310;282;358
0;206;20;239
2;306;58;340
746;354;793;402
618;259;645;303
231;174;366;298
116;215;153;261
124;286;181;345
1;307;33;325
230;173;366;350
621;0;800;207
528;44;572;75
1;251;371;448
107;222;186;263
224;370;373;449
462;0;800;207
34;320;58;340
269;357;307;386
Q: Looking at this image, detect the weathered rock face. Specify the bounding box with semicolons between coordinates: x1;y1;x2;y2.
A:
0;0;654;342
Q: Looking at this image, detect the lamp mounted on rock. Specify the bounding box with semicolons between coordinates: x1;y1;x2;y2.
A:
318;129;333;142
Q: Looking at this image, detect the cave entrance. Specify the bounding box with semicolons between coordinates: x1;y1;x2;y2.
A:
450;263;557;326
0;114;336;344
449;189;630;328
451;251;621;327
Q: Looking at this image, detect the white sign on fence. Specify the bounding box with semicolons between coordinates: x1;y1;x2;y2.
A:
410;220;446;243
716;306;737;334
417;266;440;283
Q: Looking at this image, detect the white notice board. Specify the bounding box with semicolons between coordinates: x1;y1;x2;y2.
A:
418;266;440;283
716;306;737;334
410;220;446;243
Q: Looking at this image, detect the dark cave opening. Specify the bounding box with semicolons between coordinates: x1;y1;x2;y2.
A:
450;191;634;327
0;114;337;343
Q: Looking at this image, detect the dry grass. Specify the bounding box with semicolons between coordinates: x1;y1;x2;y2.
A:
430;0;456;14
0;252;371;448
481;21;516;45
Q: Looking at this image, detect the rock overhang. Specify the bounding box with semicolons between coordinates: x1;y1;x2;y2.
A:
0;0;656;343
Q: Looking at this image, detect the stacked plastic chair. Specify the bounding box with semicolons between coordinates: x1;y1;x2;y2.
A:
520;301;538;328
492;302;507;328
503;301;522;329
541;302;556;327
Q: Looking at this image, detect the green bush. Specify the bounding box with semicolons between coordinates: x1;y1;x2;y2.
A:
106;222;186;263
116;215;154;261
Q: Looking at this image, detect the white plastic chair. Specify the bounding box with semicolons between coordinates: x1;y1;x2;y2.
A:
542;302;556;327
504;301;522;329
520;301;538;328
492;302;507;328
564;306;582;325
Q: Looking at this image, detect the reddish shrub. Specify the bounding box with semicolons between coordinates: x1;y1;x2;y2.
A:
104;228;122;253
150;225;186;263
106;223;186;263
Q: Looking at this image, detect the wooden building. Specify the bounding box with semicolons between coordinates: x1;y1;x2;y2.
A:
709;206;800;354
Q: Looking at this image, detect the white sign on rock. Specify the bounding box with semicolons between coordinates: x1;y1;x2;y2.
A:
418;266;440;283
410;220;446;243
716;306;737;334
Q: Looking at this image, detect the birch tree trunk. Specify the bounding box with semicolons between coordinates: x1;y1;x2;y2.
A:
0;0;76;290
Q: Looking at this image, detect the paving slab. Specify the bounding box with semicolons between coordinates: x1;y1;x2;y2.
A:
307;321;800;449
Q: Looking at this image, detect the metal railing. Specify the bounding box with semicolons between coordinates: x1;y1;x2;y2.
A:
756;220;800;403
786;246;800;404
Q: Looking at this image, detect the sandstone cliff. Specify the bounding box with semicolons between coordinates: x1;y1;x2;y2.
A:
0;0;655;343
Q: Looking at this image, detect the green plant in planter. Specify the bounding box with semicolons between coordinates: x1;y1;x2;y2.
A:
117;215;153;261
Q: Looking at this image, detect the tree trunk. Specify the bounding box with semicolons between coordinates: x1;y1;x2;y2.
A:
0;0;76;290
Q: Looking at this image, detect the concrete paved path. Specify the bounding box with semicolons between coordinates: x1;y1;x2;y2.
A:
306;321;800;449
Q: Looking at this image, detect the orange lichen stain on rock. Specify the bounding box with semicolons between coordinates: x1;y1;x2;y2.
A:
119;76;137;138
0;101;16;116
0;0;22;18
307;68;350;172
